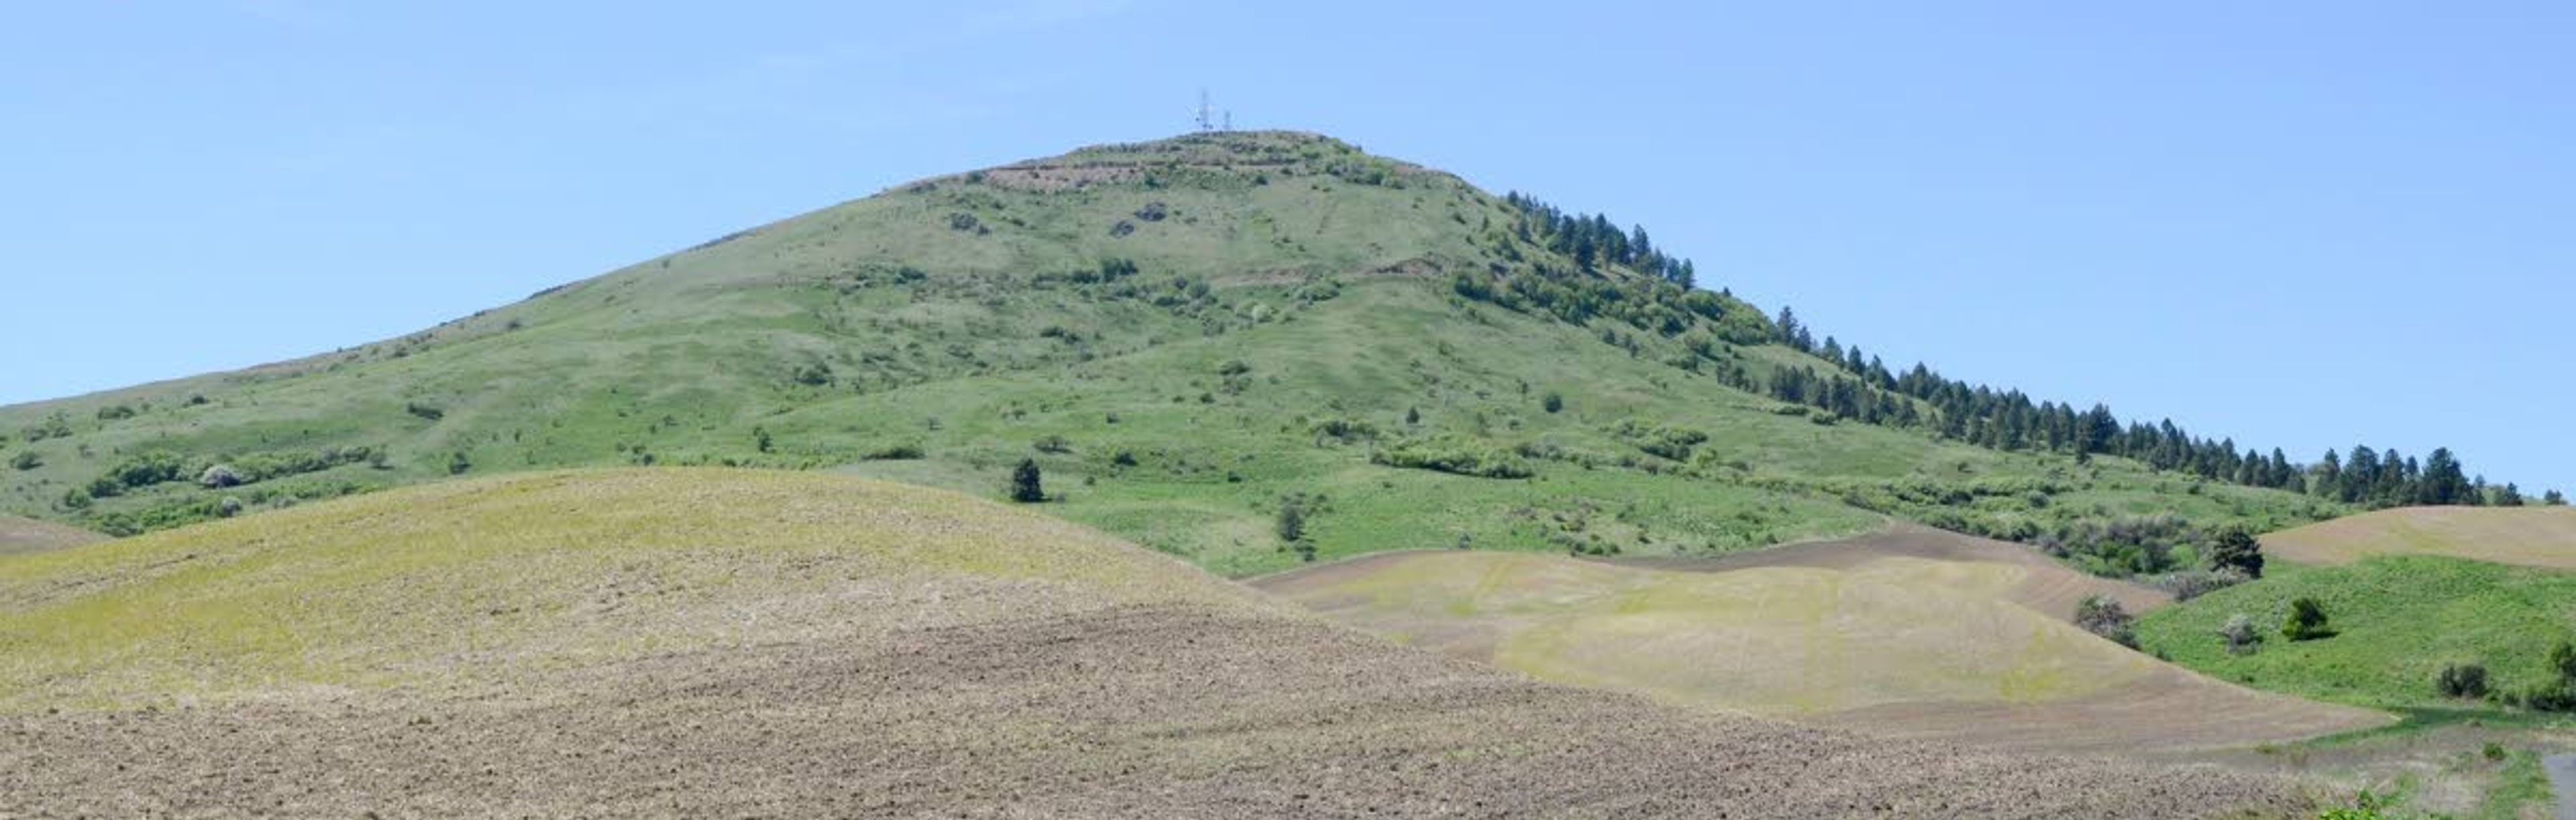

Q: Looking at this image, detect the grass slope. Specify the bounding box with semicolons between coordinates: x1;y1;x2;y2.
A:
2264;505;2576;570
0;514;101;556
0;468;2315;817
0;132;2337;578
2136;556;2576;709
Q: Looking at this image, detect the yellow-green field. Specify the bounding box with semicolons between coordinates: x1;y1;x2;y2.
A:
2263;505;2576;569
0;468;1259;711
1257;547;2384;751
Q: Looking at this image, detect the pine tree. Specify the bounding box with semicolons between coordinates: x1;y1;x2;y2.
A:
1009;458;1045;503
2206;525;2265;578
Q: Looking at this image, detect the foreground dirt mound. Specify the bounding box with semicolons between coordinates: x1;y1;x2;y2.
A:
0;470;2312;817
2265;505;2576;570
3;605;2311;818
0;513;101;556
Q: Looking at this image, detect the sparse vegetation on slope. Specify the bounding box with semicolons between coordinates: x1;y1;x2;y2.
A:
0;469;2315;817
0;131;2396;580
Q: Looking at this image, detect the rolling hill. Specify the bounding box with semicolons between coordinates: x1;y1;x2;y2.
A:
2261;505;2576;570
2139;507;2576;711
0;131;2346;580
0;469;2315;817
1256;527;2383;754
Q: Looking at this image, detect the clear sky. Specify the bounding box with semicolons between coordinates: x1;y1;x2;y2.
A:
3;2;2569;494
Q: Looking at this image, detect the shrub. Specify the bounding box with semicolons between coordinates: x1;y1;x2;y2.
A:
199;464;242;489
863;444;924;461
1009;458;1045;503
2074;595;2137;648
2153;569;2247;601
103;452;190;491
1372;441;1534;479
1541;391;1564;414
217;497;244;517
1275;497;1306;544
1032;435;1072;454
1110;450;1138;467
405;402;445;421
2435;664;2489;699
753;426;773;454
2219;613;2263;655
95;405;136;421
8;450;40;471
2282;597;2334;641
447;451;472;475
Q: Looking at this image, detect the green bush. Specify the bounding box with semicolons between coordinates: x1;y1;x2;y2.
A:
1372;440;1534;479
2435;663;2489;699
2282;597;2334;642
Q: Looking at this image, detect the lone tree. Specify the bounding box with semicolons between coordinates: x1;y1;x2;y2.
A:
2074;595;2137;648
2219;613;2262;655
2282;597;2333;641
2205;525;2265;579
1275;497;1305;544
1009;458;1046;503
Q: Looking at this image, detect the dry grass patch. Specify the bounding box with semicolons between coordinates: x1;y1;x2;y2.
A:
2264;506;2576;570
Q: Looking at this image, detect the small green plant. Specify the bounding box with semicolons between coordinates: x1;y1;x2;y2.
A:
2435;663;2489;699
2317;789;2395;819
2282;597;2333;642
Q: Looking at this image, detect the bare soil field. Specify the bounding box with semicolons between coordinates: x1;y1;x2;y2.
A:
0;470;2319;818
2264;506;2576;570
1613;523;2173;619
0;513;101;556
1255;546;2385;754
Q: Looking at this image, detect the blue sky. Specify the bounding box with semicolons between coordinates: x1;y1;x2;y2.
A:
3;1;2569;493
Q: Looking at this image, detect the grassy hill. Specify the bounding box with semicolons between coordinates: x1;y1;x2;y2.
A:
2139;522;2576;711
0;469;2316;817
2262;505;2576;570
0;132;2341;578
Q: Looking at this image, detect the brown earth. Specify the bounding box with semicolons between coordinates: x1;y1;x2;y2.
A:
0;513;102;556
0;604;2314;819
1611;523;2174;619
2263;505;2576;570
0;470;2318;818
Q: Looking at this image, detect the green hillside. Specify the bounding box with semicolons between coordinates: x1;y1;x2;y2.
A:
2138;556;2576;712
0;132;2343;577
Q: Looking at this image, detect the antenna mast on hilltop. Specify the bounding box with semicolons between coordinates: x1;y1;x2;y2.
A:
1194;89;1232;132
